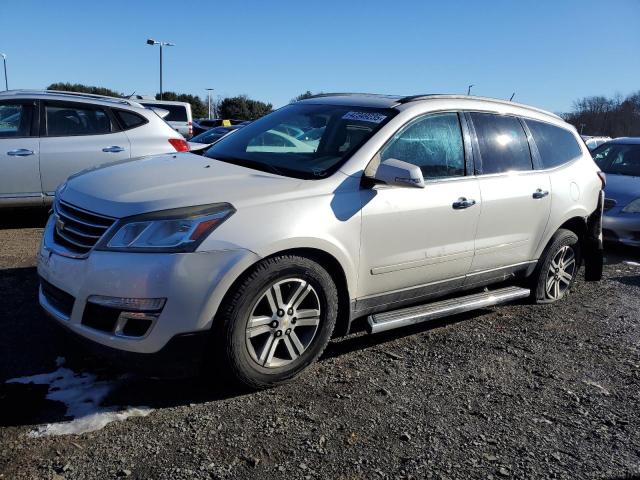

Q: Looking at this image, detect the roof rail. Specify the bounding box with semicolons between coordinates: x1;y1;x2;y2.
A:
0;89;137;106
302;92;398;100
397;94;563;120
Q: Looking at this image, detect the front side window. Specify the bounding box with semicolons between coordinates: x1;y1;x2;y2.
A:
470;113;533;174
526;119;582;169
380;112;465;179
0;102;33;138
205;103;397;179
593;143;640;177
45;103;112;136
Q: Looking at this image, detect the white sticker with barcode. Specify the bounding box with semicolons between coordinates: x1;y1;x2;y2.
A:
342;111;387;124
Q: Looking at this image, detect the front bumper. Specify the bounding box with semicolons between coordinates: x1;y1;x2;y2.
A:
603;212;640;247
38;215;260;355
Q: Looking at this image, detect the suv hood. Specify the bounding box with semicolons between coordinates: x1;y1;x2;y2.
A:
61;153;304;218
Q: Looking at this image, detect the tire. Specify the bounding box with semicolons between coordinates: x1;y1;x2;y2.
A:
531;229;581;304
214;255;338;389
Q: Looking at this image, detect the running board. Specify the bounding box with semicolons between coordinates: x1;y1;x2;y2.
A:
366;286;530;334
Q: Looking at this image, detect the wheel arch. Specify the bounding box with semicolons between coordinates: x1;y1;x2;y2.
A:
206;246;353;338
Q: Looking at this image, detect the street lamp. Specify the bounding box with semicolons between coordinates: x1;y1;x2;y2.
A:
0;54;7;91
467;84;474;96
146;39;174;100
206;88;214;119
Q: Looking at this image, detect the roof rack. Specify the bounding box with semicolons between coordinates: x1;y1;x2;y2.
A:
397;94;562;120
302;92;400;100
0;89;138;106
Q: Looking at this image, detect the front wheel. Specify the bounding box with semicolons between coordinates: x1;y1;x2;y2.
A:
531;229;581;303
215;255;338;389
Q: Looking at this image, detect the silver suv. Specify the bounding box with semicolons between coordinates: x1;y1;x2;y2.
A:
37;93;604;388
0;90;187;208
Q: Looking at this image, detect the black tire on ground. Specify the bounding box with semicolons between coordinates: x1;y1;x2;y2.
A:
531;228;582;304
214;255;338;389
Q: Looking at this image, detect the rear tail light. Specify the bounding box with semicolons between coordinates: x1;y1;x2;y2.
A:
168;138;189;152
188;121;193;137
597;171;606;189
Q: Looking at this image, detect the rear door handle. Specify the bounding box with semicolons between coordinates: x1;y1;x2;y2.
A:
102;146;125;153
532;189;549;199
452;197;477;209
7;149;34;157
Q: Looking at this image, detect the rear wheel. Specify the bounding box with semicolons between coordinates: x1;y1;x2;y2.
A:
531;229;581;303
215;255;338;389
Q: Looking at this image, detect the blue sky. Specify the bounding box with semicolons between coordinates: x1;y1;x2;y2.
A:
1;0;639;113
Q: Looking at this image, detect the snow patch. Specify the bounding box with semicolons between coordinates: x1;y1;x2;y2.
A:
6;359;151;437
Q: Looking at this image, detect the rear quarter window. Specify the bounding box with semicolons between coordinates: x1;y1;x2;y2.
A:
525;119;583;169
114;110;148;130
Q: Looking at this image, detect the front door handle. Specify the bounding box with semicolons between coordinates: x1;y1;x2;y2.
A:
532;189;549;199
452;197;477;209
102;146;125;153
7;148;34;157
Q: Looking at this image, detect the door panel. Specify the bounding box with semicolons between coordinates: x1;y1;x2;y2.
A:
358;178;481;299
0;100;41;197
0;138;41;197
39;132;131;194
471;172;551;272
466;112;552;273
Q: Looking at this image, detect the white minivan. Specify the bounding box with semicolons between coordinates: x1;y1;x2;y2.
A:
38;93;604;388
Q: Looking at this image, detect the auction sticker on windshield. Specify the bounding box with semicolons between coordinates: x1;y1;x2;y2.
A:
342;111;387;123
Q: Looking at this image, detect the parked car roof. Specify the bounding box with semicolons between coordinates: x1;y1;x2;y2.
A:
0;89;145;109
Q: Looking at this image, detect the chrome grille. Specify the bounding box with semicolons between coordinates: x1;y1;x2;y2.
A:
53;200;116;255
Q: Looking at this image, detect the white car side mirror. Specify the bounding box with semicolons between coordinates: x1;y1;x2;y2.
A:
373;158;425;188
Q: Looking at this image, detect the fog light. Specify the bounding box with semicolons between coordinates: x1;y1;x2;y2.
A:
87;295;166;311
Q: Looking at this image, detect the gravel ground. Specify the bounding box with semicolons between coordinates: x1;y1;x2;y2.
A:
1;210;639;480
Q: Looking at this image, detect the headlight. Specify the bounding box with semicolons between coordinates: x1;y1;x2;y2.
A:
622;198;640;214
96;203;235;253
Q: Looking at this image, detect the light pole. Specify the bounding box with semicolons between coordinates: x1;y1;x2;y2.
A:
0;54;7;91
467;84;474;96
206;88;214;119
146;39;174;100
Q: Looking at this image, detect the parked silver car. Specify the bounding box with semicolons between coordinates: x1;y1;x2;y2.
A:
0;90;188;208
37;93;604;388
592;137;640;246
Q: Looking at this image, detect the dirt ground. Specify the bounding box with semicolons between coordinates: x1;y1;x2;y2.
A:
1;209;639;480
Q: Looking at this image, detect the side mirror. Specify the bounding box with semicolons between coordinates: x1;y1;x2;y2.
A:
373;158;425;188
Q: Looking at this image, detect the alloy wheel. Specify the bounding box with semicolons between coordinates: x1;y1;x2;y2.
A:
245;278;321;368
545;245;576;300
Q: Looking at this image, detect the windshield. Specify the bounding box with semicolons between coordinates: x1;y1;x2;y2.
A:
592;143;640;177
204;103;397;179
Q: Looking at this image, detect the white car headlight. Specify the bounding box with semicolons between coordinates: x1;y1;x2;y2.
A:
622;198;640;214
97;203;235;253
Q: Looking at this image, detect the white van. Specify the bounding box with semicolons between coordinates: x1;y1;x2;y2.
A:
138;99;193;138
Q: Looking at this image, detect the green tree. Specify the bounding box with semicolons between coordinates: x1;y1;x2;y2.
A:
217;95;273;120
47;82;123;98
156;91;208;119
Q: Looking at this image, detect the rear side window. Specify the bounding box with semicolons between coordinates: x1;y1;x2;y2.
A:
45;102;112;136
0;102;34;138
141;103;188;122
470;113;533;174
526;119;582;169
114;110;147;130
380;112;465;179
